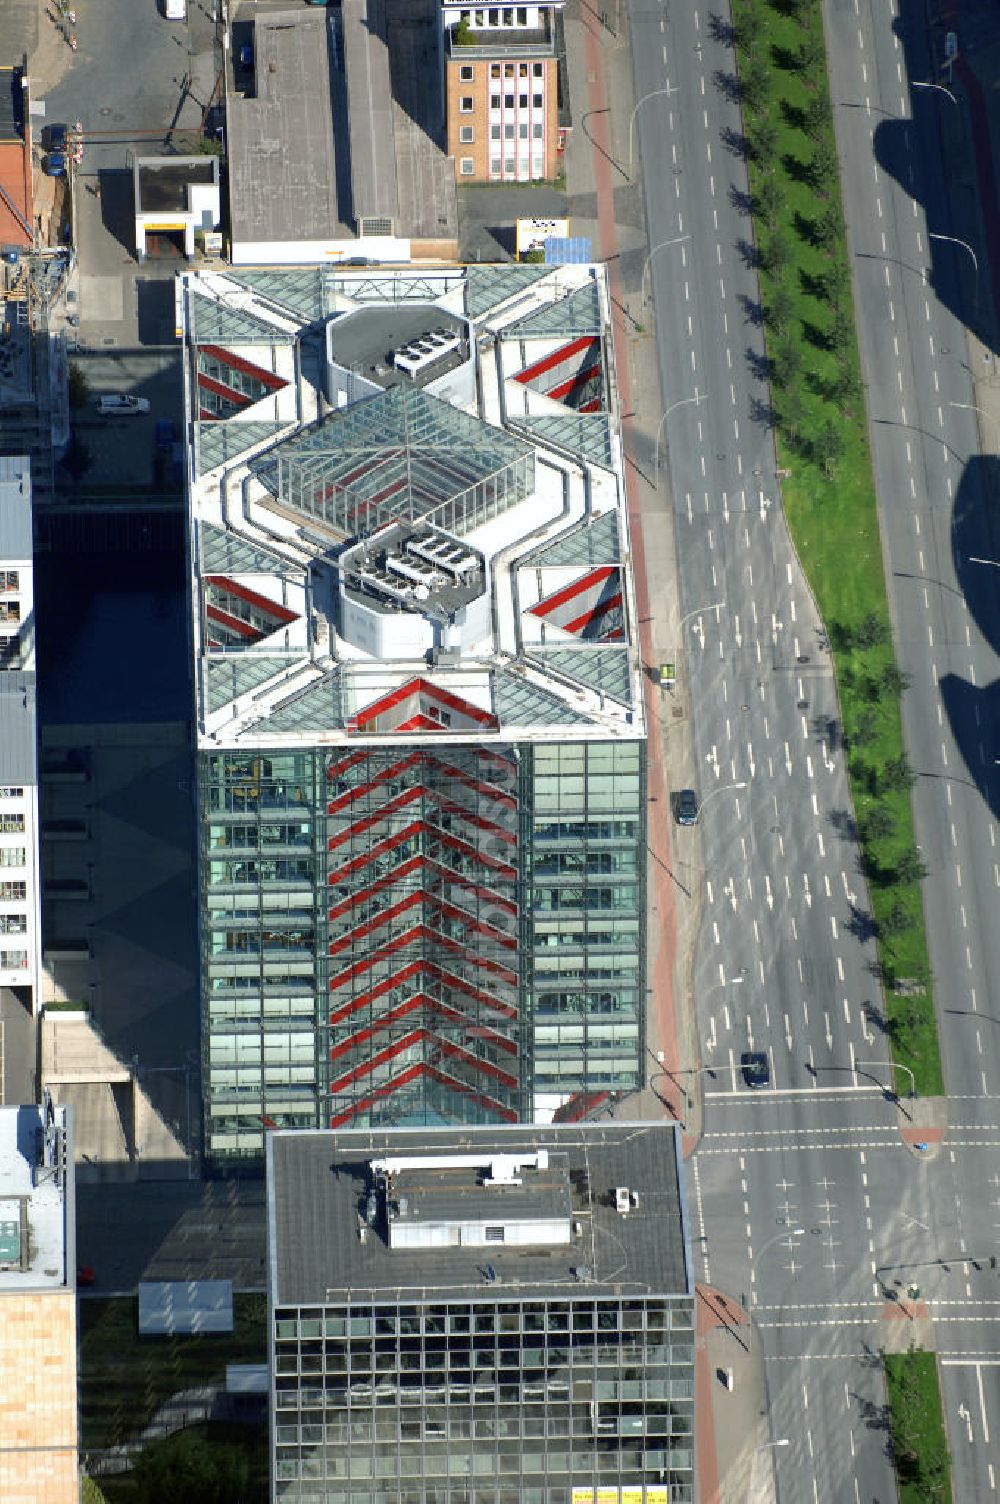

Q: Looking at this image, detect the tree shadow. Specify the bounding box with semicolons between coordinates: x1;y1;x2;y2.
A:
748;393;777;428
845;903;878;945
745;346;772;382
729;184;752;216
738;293;765;327
781;151;813;187
771;42;802;73
778;99;807;136
793;209;819;248
707;11;736;45
719;124;749;159
712;68;741;105
735;237;762;270
827;807;859;843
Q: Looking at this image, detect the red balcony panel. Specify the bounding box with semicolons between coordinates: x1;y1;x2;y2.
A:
434;1037;518;1090
530;565;616;620
328;854;426;922
204;575;298;625
327;752;424;815
329;1028;429;1095
547;361;602;403
329;960;425;1025
328;891;424;957
328;821;425;883
327;786;424;852
330;1062;517;1128
205;603;263;641
564;590;623;637
200;344;287;391
330;994;518;1064
514;335;593;386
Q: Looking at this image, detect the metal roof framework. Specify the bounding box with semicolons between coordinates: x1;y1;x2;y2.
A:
265;386;535;540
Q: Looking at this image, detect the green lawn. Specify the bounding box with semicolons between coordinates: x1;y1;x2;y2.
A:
79;1293;267;1454
730;0;943;1094
884;1349;952;1501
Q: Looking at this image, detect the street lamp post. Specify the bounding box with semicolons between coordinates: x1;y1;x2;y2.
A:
677;601;724;635
855;1058;915;1098
628;86;678;177
654;389;706;472
949;399;1000;452
694;780;747;824
912;80;959;106
929;231;979;311
968;556;1000;567
757;1439;791;1452
641;234;690;310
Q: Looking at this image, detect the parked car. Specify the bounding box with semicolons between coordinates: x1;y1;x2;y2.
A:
41;152;66;177
164;0;187;18
674;788;698;826
96;394;150;416
740;1051;770;1089
41;123;68;153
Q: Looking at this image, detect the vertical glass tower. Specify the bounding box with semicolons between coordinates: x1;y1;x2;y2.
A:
182;265;648;1164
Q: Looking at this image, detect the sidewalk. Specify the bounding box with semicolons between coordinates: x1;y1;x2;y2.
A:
560;0;707;1146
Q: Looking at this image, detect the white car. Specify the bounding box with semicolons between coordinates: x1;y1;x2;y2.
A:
164;0;187;17
96;394;151;416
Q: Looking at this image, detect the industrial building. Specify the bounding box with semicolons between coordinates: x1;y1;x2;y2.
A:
0;1096;78;1503
266;1122;694;1503
179;262;646;1164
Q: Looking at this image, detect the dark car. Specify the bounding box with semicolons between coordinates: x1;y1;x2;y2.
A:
740;1050;770;1089
42;123;69;153
42;152;66;177
674;789;698;826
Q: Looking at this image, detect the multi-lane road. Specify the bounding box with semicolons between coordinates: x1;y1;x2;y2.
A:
630;0;1000;1497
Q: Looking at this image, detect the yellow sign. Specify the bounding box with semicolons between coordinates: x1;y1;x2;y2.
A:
571;1491;668;1504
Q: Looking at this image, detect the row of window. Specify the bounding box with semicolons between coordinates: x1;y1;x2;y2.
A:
0;815;25;834
459;121;545;144
0;950;28;970
0;571;18;593
458;7;533;27
0;848;25;867
0;915;27;935
0;788;24;800
460;92;544;111
486;159;547;179
0;881;26;901
0;601;20;624
459;61;544;81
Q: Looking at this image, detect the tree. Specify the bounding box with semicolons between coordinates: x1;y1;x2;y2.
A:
827;301;854;355
895;846;929;885
133;1430;250;1504
760;226;793;275
747;115;779;166
772;336;803;387
815;201;842;256
764;279;795;334
880;898;915;938
861;803;895;842
775;383;807;444
741;53;770;112
812;416;843;476
67;362;91;409
753;174;784;228
808;139;838;196
854;611;889;649
802;91;829;142
882;752;915;793
730;9;759;51
797;29;827;78
850;706;879;748
879;662;911;698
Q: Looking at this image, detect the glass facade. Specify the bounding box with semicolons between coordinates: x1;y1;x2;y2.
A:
271;1296;694;1503
200;750;323;1159
199;738;645;1161
527;742;645;1101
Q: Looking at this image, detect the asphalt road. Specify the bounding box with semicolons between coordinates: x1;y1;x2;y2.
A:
623;0;1000;1497
825;1;1000;1497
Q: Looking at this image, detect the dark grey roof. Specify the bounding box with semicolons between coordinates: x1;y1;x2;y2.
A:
343;0;399;226
227;7;352;246
268;1123;691;1306
0;455;32;557
0;675;37;783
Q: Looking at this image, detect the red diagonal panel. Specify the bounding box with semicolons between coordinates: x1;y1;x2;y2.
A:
530;565;616;619
328;960;516;1025
327;926;517;992
329;1061;517;1128
327;751;423;815
329;993;518;1063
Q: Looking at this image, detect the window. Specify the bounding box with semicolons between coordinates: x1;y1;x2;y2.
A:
519;93;528;108
488;7;499;20
460;64;474;81
491;123;501;139
460;124;475;142
533;92;543;107
490;93;501;109
490;158;501;177
533;61;543;76
460;8;471;18
504;157;515;175
0;815;24;834
504;93;514;108
516;5;527;20
532;122;543;138
0;882;25;901
503;6;513;20
491;62;500;77
532;155;545;177
475;7;485;21
0;849;25;868
0;950;28;971
504;123;515;139
0;571;18;593
519;62;528;76
504;63;514;77
0;915;26;935
460;95;474;112
485;1226;505;1243
460;157;475;175
0;789;23;801
519;122;528;138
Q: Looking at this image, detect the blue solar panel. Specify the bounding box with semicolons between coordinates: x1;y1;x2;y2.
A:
544;236;592;264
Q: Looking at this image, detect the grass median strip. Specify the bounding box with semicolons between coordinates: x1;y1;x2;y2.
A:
884;1348;952;1502
727;0;943;1094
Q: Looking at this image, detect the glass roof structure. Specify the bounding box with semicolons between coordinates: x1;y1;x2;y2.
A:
525;509;622;567
508;280;602;337
204;654;300;714
465;264;555;320
196;421;295;478
515;413;614;470
493;670;593;726
199;522;303;577
263;669;345;732
223;268;329;325
263;386;535;541
533;646;632;704
188;289;290;345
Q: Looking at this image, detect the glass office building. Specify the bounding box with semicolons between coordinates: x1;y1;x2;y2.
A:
266;1125;695;1504
182;265;647;1163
